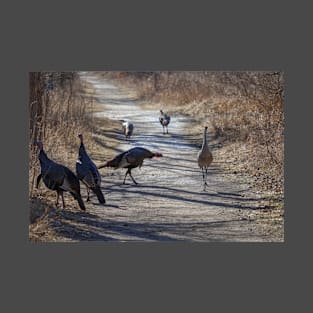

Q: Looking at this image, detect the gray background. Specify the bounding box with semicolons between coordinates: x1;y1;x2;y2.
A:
1;0;310;312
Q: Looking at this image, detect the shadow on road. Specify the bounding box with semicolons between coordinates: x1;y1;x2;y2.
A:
104;184;265;211
51;208;249;242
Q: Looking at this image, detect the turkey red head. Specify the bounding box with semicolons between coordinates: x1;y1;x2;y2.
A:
152;152;163;158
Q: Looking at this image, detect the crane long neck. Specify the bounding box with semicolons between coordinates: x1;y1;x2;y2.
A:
202;129;208;148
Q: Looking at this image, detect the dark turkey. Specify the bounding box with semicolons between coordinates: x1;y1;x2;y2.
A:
76;134;105;204
35;141;86;210
159;110;171;134
98;147;163;185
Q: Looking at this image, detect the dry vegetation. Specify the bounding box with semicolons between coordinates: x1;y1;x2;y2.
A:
29;72;94;190
99;71;284;204
29;72;120;241
29;71;284;242
104;71;284;238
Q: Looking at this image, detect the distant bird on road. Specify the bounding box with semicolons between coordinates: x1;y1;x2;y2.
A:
159;110;171;134
197;126;213;190
122;120;134;140
98;147;163;185
35;141;86;210
76;134;105;204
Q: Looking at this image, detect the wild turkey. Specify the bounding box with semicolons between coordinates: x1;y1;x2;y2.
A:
159;110;171;134
98;147;163;185
197;126;213;190
35;141;86;210
122;120;134;140
76;134;105;204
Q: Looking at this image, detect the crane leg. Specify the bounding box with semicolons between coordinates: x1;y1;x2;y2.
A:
201;168;205;182
201;168;207;191
128;169;138;185
204;168;209;188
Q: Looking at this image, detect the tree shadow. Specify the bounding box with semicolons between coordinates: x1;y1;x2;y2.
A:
57;209;252;242
105;185;263;211
56;210;183;241
52;220;120;241
93;136;124;154
124;184;269;203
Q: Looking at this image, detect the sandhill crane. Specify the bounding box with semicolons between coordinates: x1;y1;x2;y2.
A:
197;126;213;190
122;120;134;140
35;141;86;210
98;147;163;185
76;134;105;204
159;110;171;134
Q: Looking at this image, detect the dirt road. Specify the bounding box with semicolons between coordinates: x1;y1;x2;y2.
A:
55;73;279;242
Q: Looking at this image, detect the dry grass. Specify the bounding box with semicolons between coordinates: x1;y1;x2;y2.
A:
28;73;121;242
101;72;284;196
99;71;284;234
29;71;284;241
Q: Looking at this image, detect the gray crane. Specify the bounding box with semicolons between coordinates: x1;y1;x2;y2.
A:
159;110;171;134
98;147;163;185
76;134;105;204
35;141;86;210
197;126;213;190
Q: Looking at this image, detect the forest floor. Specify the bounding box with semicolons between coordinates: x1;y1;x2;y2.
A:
29;72;284;242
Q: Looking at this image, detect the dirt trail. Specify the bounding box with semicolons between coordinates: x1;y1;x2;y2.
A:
58;72;276;242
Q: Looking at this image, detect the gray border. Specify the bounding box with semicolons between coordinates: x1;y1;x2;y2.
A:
2;1;310;311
